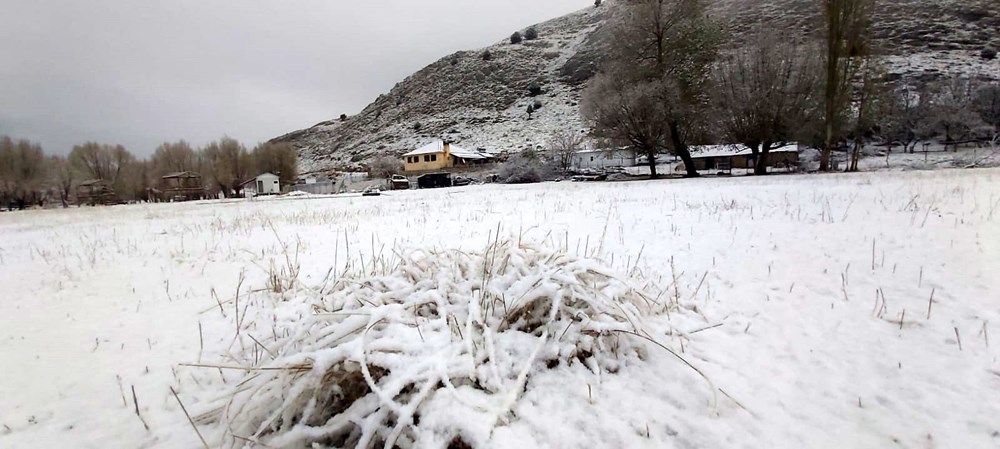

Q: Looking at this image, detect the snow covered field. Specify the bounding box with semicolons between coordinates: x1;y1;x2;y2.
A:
1;169;999;448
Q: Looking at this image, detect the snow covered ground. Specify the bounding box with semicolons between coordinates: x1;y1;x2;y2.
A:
2;169;999;448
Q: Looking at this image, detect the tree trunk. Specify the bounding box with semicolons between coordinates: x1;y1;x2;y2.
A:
821;139;834;172
669;121;699;178
755;143;770;176
847;138;862;172
647;149;659;179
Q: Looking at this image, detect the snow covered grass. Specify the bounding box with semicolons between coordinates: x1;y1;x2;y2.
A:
1;169;999;448
194;238;694;448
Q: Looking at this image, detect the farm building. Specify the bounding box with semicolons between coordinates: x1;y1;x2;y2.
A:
76;180;121;206
402;141;493;173
244;173;281;196
292;177;337;195
687;144;800;172
572;148;637;170
160;171;205;202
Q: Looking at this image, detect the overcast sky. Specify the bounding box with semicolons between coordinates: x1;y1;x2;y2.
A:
0;0;587;156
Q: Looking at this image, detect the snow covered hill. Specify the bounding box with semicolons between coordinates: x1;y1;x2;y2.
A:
276;0;999;175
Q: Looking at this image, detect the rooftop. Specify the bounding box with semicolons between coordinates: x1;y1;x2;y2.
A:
403;141;489;160
162;171;201;179
689;143;800;159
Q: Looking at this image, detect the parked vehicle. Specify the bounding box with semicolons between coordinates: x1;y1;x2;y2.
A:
452;176;473;187
417;173;452;189
571;173;607;182
362;186;382;197
389;175;411;190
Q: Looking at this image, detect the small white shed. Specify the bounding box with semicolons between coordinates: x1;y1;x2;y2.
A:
572;148;638;170
252;173;281;195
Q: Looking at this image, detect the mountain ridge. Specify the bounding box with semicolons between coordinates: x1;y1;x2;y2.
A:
275;0;999;175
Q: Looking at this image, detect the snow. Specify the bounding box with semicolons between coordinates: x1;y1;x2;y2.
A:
689;143;800;159
403;141;457;157
2;169;999;448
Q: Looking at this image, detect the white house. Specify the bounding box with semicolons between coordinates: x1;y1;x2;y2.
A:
571;148;637;170
246;173;281;196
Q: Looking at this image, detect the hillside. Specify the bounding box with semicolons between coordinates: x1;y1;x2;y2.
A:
276;0;999;175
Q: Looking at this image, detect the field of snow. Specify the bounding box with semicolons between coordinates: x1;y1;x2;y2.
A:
2;169;999;448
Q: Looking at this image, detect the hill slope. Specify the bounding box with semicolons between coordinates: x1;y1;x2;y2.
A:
276;0;999;175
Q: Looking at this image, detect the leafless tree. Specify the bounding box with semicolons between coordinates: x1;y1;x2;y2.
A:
68;142;134;185
584;76;671;178
972;83;1000;135
879;85;932;154
368;156;403;179
583;0;721;178
252;142;298;186
820;0;876;171
48;155;74;207
845;58;891;172
0;136;48;209
714;32;823;175
151;140;198;178
923;77;986;152
202;137;252;197
547;130;586;172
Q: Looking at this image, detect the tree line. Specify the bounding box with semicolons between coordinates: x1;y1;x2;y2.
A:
582;0;1000;177
0;137;297;209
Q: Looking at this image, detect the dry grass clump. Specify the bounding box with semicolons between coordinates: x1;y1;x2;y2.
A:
195;237;668;448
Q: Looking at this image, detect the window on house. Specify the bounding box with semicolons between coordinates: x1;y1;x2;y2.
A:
424;155;430;162
431;154;437;162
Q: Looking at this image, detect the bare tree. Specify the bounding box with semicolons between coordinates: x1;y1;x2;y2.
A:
924;77;986;152
69;142;134;185
368;156;404;179
202;137;252;197
151;140;198;177
547;130;586;172
715;32;823;175
252;142;298;186
845;58;891;172
879;85;931;154
116;159;152;202
48;155;75;207
583;0;721;178
584;76;672;178
0;136;48;209
820;0;876;171
972;83;1000;135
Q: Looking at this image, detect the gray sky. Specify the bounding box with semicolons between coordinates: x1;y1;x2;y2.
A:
0;0;587;156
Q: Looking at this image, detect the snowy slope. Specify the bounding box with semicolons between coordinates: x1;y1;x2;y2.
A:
273;4;611;176
276;0;998;175
1;169;999;448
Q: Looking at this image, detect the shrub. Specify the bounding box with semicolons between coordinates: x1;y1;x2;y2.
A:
526;104;535;116
368;156;404;179
528;83;543;97
499;155;541;183
449;56;459;66
413;122;422;131
595;0;602;6
524;27;539;41
982;47;997;60
498;150;555;183
510;31;523;44
339;114;348;121
482;50;493;61
533;99;543;110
